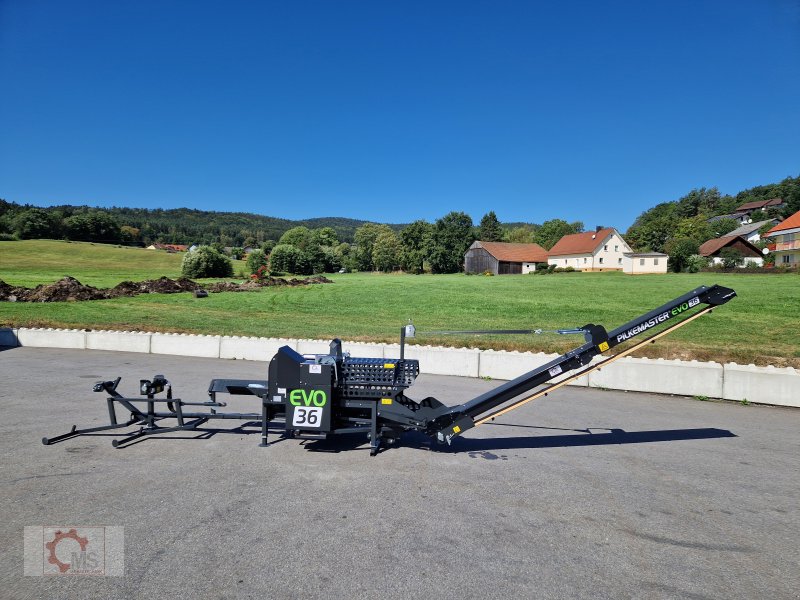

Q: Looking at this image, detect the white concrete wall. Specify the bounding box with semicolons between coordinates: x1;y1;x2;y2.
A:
87;330;151;353
150;333;221;358
589;357;723;398
401;344;481;378
722;363;800;407
6;327;799;409
219;336;296;361
17;328;86;349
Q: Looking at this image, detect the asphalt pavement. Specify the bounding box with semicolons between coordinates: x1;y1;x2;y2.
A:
1;346;798;599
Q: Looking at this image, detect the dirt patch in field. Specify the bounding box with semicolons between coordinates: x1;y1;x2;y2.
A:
1;276;108;302
0;275;333;302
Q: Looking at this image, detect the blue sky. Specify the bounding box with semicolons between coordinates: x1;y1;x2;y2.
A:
1;0;798;231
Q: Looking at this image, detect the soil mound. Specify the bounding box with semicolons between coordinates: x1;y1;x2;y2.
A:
11;276;108;302
0;275;332;302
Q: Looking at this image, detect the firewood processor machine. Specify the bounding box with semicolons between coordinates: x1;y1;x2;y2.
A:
43;284;736;455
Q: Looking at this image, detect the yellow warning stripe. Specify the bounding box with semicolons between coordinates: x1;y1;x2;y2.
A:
474;307;714;426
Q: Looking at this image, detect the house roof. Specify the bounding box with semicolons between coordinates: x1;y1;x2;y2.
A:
727;219;777;237
736;198;784;212
548;228;618;256
698;236;762;258
766;209;800;236
707;212;748;223
471;241;548;263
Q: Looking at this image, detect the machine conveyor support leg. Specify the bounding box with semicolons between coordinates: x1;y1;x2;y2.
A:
370;402;380;456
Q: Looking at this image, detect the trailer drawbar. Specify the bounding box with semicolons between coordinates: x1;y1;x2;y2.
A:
43;284;736;455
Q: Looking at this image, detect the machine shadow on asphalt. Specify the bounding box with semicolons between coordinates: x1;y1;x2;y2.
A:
48;422;736;454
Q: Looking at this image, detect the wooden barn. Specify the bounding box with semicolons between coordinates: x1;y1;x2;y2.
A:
464;241;549;275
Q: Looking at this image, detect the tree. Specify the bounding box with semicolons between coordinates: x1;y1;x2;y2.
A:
372;231;402;272
120;225;141;243
334;242;354;272
676;187;722;218
354;223;394;271
246;249;269;275
685;254;709;273
181;246;233;278
322;247;342;273
718;247;743;268
533;219;583;250
310;227;339;248
261;239;277;255
477;211;503;241
305;243;327;274
709;218;739;239
399;220;433;273
278;226;312;250
13;208;60;239
427;211;475;274
504;225;535;244
665;237;699;273
674;216;711;244
268;244;310;274
625;202;680;253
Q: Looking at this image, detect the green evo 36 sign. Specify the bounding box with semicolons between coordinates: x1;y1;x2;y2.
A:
289;389;328;407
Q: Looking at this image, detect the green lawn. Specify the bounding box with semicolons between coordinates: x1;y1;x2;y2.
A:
1;240;799;366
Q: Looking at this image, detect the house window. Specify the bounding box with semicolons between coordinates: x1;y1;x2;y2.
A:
599;257;604;264
654;258;659;265
783;255;791;264
639;258;645;266
614;245;618;252
604;245;608;251
583;257;587;263
618;258;622;264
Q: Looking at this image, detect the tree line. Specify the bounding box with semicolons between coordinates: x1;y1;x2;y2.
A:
177;212;584;277
245;212;583;275
0;201;376;246
2;173;797;274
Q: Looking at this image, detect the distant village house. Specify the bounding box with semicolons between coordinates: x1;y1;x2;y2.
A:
765;209;800;268
698;236;764;267
547;227;636;272
146;244;188;252
621;252;669;275
464;241;548;274
725;219;780;244
735;198;785;215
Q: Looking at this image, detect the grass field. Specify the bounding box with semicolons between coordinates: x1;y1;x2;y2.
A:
1;240;799;366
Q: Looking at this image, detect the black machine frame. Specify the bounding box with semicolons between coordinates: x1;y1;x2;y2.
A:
43;284;736;455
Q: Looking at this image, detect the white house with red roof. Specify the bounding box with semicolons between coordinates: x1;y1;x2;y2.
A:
547;227;633;271
765;209;800;267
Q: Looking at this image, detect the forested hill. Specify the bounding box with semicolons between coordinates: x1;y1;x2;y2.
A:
625;175;800;253
0;202;399;246
105;207;389;245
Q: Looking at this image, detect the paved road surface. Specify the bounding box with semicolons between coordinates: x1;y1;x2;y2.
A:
1;347;798;599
